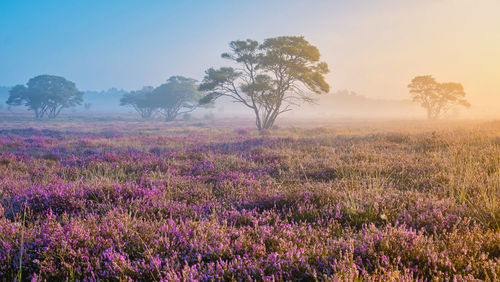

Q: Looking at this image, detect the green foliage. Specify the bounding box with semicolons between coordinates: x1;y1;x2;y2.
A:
121;76;206;121
199;36;330;130
6;75;83;119
408;75;470;120
153;76;204;121
120;86;156;119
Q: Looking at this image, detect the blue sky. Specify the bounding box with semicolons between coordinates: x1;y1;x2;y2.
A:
0;0;361;90
1;0;499;114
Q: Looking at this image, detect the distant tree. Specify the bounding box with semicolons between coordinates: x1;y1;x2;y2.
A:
199;36;330;130
6;75;83;119
154;76;204;121
408;75;470;120
120;86;157;119
84;102;92;111
203;111;215;121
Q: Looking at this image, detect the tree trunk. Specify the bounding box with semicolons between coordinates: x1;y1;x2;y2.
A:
426;108;438;120
165;113;176;121
55;105;64;118
259;114;276;130
426;109;433;120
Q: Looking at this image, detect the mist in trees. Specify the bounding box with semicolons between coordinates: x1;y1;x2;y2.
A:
120;76;206;121
120;86;157;119
408;75;470;120
154;76;204;121
199;36;330;130
6;75;83;119
84;103;92;111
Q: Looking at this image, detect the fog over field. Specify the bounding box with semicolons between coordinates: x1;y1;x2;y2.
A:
0;87;486;120
0;87;428;120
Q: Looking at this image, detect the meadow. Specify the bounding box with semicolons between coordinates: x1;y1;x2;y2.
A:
0;119;499;280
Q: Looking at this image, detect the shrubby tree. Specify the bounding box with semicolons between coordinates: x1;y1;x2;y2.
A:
203;111;215;121
154;76;204;121
199;36;330;130
408;75;470;120
6;75;83;119
120;86;156;119
120;76;206;121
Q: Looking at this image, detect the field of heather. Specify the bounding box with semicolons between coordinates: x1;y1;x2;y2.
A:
0;120;499;280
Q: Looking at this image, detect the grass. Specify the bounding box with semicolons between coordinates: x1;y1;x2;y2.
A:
0;119;498;280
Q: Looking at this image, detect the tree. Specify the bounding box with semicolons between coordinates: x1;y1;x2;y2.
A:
153;76;204;121
408;75;470;120
120;86;157;119
6;75;83;119
84;103;92;111
199;36;330;130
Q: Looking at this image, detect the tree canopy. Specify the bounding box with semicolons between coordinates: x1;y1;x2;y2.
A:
6;75;83;119
199;36;330;130
120;76;204;121
408;75;470;120
120;86;157;119
153;76;204;121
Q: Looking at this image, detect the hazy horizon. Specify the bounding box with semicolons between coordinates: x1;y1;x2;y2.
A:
1;0;499;118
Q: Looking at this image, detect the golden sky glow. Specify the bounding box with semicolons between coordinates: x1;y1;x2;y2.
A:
315;0;500;117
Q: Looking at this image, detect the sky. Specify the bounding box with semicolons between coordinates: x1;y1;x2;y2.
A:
1;0;499;116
